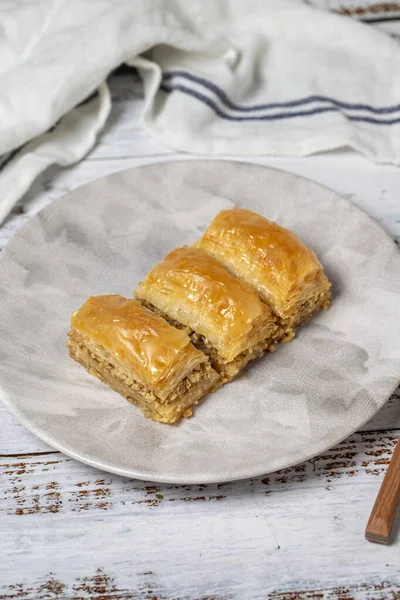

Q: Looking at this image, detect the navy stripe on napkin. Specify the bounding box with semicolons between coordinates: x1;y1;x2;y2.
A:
161;71;400;125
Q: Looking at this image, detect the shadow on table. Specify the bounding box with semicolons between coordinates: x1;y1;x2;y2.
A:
389;509;400;545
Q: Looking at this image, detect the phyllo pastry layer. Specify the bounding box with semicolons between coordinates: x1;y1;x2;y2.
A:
135;246;278;382
68;295;218;424
196;208;331;330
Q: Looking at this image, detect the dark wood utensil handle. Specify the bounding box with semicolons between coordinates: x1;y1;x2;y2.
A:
365;437;400;544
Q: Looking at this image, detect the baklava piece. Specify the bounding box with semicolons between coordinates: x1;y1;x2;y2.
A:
68;295;219;424
135;246;278;383
196;208;331;338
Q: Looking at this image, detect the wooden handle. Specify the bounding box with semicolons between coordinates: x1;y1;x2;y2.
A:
365;437;400;544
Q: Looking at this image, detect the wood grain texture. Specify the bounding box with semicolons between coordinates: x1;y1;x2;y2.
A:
0;573;399;600
1;69;400;598
1;430;398;516
1;431;400;599
365;436;400;544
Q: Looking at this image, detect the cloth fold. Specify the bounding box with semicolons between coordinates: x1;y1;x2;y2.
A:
1;0;400;224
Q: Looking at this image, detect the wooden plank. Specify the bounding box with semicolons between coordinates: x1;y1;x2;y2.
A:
0;430;399;599
2;430;397;517
0;431;395;512
0;573;399;600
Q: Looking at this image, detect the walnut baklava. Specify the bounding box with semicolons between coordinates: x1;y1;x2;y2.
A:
136;246;278;383
68;295;219;424
196;208;331;337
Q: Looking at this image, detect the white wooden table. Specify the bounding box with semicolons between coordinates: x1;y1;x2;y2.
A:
1;70;400;600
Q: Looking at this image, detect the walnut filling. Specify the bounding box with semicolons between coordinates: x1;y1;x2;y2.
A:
67;332;219;424
141;288;330;369
68;331;215;404
265;289;331;342
289;289;331;329
140;301;276;382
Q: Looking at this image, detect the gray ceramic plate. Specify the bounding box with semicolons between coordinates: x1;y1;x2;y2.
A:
1;161;400;484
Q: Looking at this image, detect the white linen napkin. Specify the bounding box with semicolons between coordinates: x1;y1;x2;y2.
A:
1;0;400;224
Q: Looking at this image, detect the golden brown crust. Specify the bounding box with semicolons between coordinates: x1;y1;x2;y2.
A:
70;295;207;400
140;299;277;382
135;246;277;362
196;208;331;322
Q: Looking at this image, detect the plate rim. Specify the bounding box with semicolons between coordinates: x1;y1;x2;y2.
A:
1;378;399;484
1;159;399;484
